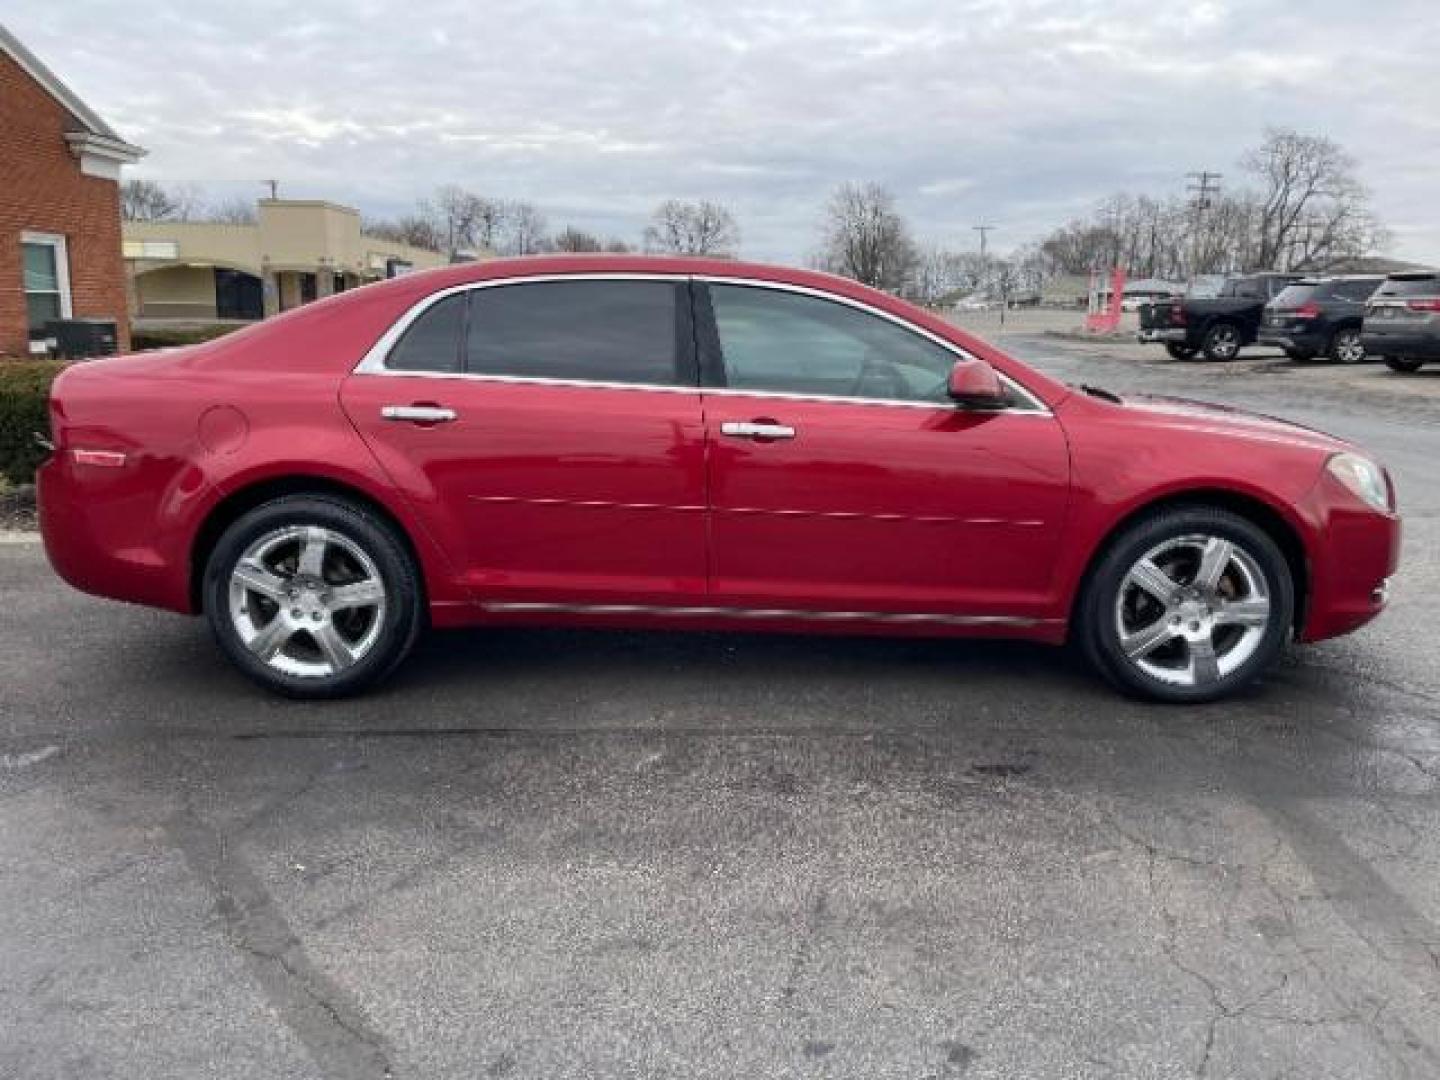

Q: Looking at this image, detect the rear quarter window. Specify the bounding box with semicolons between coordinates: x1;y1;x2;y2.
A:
386;292;466;373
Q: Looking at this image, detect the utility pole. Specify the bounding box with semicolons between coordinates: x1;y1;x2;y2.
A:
264;179;279;200
972;224;995;263
1185;171;1222;278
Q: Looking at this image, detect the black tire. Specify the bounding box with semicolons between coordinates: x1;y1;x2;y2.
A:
1284;348;1316;362
1384;357;1424;374
203;495;423;698
1328;327;1366;365
1164;342;1198;361
1201;322;1243;362
1078;505;1294;704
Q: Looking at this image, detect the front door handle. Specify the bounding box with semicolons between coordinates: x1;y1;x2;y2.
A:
381;405;457;424
721;421;796;441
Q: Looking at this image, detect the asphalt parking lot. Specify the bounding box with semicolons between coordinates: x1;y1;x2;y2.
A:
2;335;1437;1079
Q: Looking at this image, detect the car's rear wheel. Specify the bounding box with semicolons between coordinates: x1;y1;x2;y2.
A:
1079;506;1294;703
1329;327;1366;364
1385;357;1424;373
1201;323;1242;361
1164;342;1198;361
1284;347;1316;362
203;495;422;698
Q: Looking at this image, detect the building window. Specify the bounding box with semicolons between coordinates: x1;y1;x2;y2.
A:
21;232;73;344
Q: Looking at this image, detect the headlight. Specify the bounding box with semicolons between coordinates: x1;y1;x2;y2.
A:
1326;452;1392;512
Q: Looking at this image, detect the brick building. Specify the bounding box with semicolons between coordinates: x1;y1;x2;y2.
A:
0;23;143;357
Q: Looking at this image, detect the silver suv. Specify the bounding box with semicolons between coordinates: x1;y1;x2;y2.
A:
1362;272;1440;373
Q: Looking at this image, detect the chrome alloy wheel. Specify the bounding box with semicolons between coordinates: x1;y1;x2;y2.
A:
227;525;388;679
1334;329;1366;364
1114;534;1272;689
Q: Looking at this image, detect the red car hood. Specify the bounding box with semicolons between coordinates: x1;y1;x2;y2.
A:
1114;393;1351;454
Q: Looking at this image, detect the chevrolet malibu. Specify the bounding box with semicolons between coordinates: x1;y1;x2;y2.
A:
38;257;1400;702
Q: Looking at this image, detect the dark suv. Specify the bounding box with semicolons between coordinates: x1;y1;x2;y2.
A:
1258;276;1382;363
1362;272;1440;373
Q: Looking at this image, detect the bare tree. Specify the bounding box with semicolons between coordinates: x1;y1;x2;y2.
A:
604;238;633;253
205;196;257;225
363;214;444;252
1035;130;1385;280
643;200;740;256
817;182;917;292
1243;127;1382;270
500;201;549;255
120;178;200;222
553;226;605;252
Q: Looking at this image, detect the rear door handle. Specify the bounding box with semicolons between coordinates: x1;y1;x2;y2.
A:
721;421;796;441
381;405;457;424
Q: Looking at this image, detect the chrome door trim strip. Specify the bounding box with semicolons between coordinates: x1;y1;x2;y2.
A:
480;600;1053;628
349;271;1052;413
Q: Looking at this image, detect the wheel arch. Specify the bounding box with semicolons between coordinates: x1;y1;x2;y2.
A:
189;474;429;615
1071;487;1310;635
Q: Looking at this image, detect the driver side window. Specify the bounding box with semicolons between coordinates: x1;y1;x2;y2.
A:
707;284;956;403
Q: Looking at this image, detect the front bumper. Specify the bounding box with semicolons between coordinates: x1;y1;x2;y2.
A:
1137;328;1188;344
1298;471;1402;643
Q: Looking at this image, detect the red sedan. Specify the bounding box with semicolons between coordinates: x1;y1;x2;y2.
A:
38;257;1399;702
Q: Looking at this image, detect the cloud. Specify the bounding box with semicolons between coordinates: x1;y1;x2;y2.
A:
8;0;1439;263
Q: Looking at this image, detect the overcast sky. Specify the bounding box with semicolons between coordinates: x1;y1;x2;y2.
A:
12;0;1440;263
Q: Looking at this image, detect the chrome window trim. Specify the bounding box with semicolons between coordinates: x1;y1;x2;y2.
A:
351;270;1051;414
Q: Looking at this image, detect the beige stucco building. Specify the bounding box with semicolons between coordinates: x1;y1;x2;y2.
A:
123;199;449;322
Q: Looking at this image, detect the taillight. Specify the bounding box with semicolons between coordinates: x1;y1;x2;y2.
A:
1293;302;1322;319
1405;297;1440;312
1169;305;1186;326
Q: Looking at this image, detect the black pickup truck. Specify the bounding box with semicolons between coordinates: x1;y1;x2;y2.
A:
1138;273;1303;361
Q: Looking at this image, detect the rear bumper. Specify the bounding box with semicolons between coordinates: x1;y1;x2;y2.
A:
1360;329;1440;359
1258;328;1326;353
1137;328;1188;344
37;450;208;615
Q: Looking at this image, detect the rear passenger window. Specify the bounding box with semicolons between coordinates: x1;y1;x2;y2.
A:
387;293;465;373
465;281;682;385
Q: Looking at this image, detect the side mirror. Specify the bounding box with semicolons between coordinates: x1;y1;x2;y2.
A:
947;358;1007;408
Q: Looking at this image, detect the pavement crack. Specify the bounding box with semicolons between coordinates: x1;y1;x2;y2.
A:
165;803;396;1078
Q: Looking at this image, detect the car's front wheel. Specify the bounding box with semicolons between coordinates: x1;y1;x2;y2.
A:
203;495;423;698
1079;506;1294;703
1384;357;1424;373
